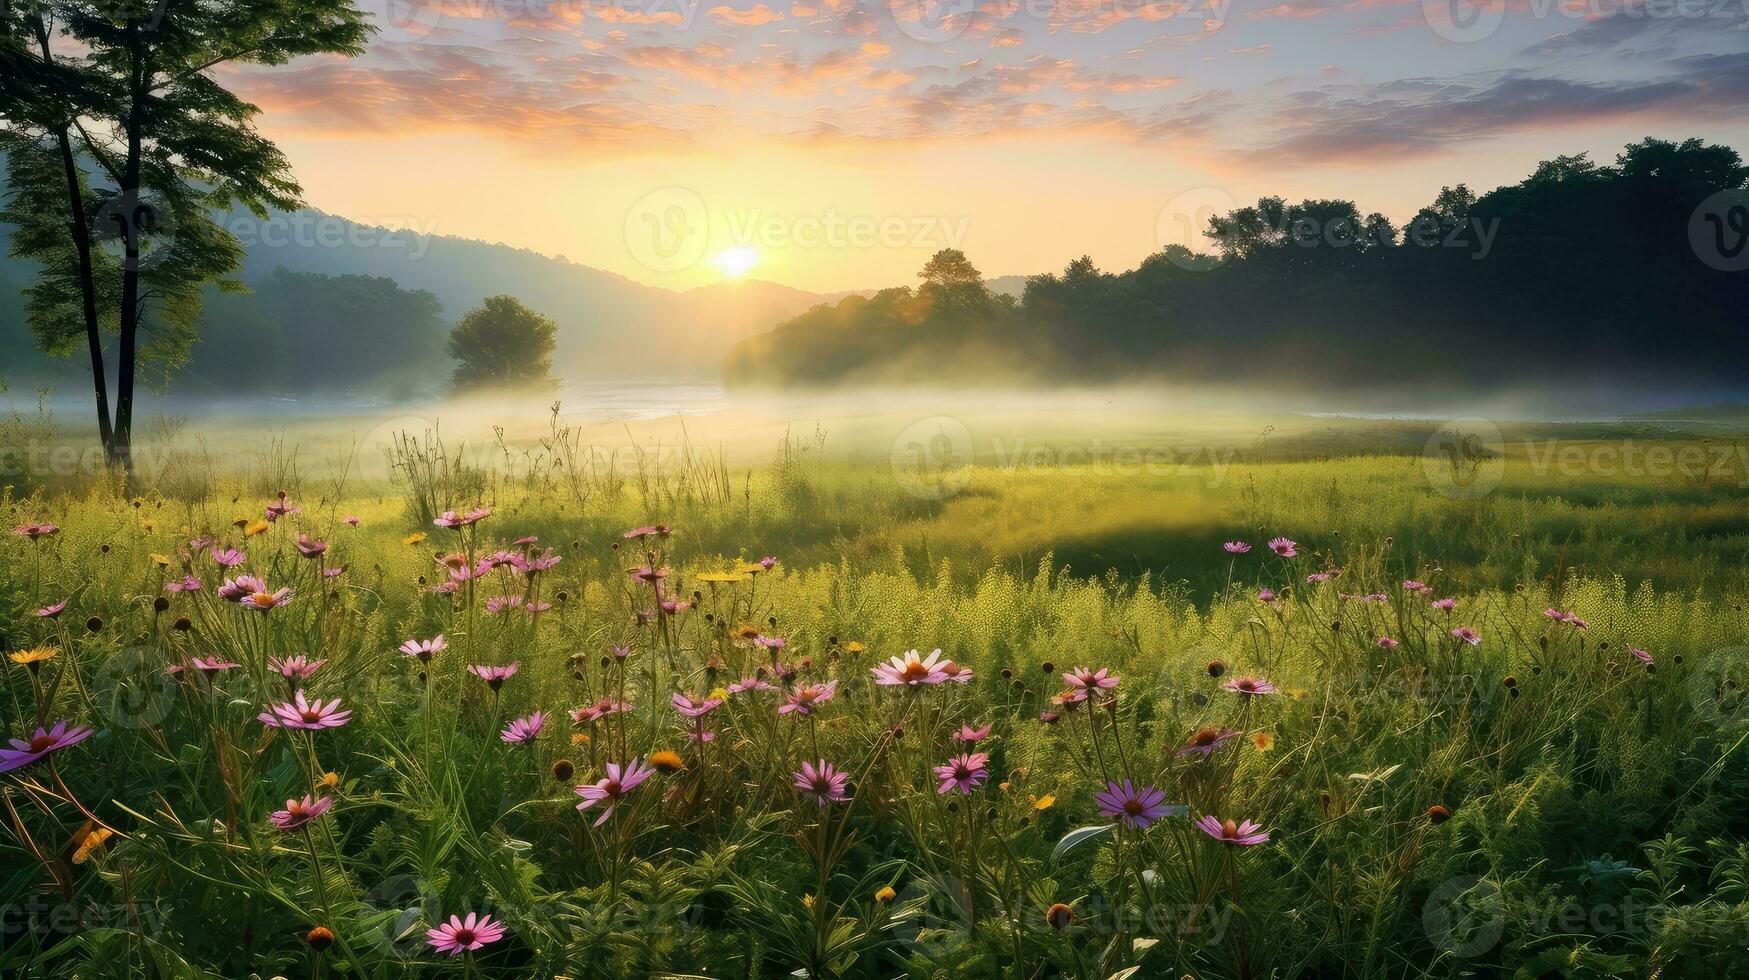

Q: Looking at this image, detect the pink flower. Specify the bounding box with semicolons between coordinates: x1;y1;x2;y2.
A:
343;516;361;527
574;758;656;826
165;574;202;593
399;635;446;663
727;676;775;695
0;720;95;772
210;547;246;567
1268;537;1297;558
426;912;507;955
268;655;326;680
295;534;327;558
188;656;241;675
1060;667;1119;703
1630;646;1653;664
1403;580;1431;593
1450;627;1481;646
779;681;837;716
1175;727;1238;759
1431;598;1457;612
467;663;520;689
1224;676;1275;696
258;691;352;730
13;522;59;540
622;525;670;540
793;759;850;805
1195;814;1270;846
1256;588;1277;603
871;649;950;686
935;752;990;795
628;566;668;584
1223;541;1251;554
754;635;787;650
1377;636;1400;649
670;692;725;718
501;712;546;744
269;794;334;831
1096;780;1174;829
937;659;973;683
35;598;69;619
433;507;492;528
953;723;991;743
265;496;299;521
219;575;293;612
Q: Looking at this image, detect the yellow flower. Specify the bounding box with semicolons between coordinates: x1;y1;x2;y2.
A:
1252;732;1276;752
649;750;685;772
150;553;171;567
708;687;730;702
734;624;762;640
875;886;896;902
1031;794;1057;811
570;733;590;746
9;646;59;668
72;827;114;865
402;532;427;546
318;771;341;790
697;572;748;584
844;641;867;654
802;894;814;910
244;520;270;537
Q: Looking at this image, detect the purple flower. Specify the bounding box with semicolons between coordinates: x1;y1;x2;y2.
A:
1195;814;1270;846
1431;597;1457;612
1223;541;1252;554
1095;780;1173;829
468;663;520;689
778;681;837;716
35;599;69;619
727;676;775;695
1377;636;1400;649
427;913;506;955
14;522;59;540
210;547;246;567
1224;676;1275;696
399;635;446;663
935;752;990;795
1630;646;1653;664
268;655;326;680
258;691;352;730
1256;588;1278;603
269;794;334;830
1060;666;1119;702
953;723;991;743
433;507;492;528
295;534;328;558
794;759;850;805
1450;627;1481;646
0;721;95;772
574;758;656;826
670;692;725;718
501;711;546;744
1267;537;1297;558
165;574;202;593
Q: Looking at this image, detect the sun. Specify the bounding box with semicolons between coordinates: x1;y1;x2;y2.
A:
710;246;761;278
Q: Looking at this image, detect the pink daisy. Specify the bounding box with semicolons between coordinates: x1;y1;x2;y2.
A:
793;759;850;805
935;752;990;795
268;655;327;680
574;758;656;826
953;723;992;743
871;649;951;686
0;721;95;772
1176;727;1239;759
670;692;725;718
1095;780;1175;829
778;681;838;716
269;794;334;831
1224;676;1276;696
1223;541;1252;554
1450;627;1482;646
500;712;546;744
258;691;352;730
467;663;520;689
1267;537;1298;558
426;912;507;955
35;599;69;619
1195;814;1270;846
399;635;447;663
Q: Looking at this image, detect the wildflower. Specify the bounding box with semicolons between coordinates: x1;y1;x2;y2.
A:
1046;903;1073;929
319;771;341;790
623;525;669;540
779;681;837;716
1252;732;1275;751
399;635;446;663
211;547;245;567
343;516;361;527
402;532;427;546
1268;537;1298;558
1377;636;1399;649
953;723;991;743
754;635;787;650
871;649;951;686
1060;667;1120;701
1450;627;1482;646
268;655;327;680
13;522;59;540
670;692;725;718
258;692;352;730
500;712;546;744
574;758;656;826
1403;580;1431;593
188;656;241;675
166;574;202;593
265;495;298;521
1095;780;1174;829
467;663;520;689
433;507;492;528
793;759;850;805
35;599;69;619
72;826;113;864
727;676;775;695
426;913;507;955
1256;589;1278;604
1307;571;1335;583
649;750;684;772
1427;804;1453;824
1223;541;1252;554
1038;710;1061;725
1630;646;1653;665
1224;676;1276;696
322;566;345;579
307;926;336;951
245;520;270;537
1431;598;1457;612
295;535;327;558
628;566;668;584
875;886;896;902
1176;726;1239;759
1032;794;1056;810
935;753;989;795
937;659;974;683
0;721;95;772
9;646;58;672
1195;814;1270;846
269;794;334;831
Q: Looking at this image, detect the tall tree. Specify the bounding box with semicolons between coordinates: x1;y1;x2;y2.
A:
0;0;372;470
917;248;991;322
447;295;559;391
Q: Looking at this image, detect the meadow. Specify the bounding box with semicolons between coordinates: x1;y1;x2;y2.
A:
3;399;1749;978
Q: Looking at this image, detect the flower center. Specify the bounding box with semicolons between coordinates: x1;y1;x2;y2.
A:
301;709;323;724
250;592;275;607
451;927;475;945
1221;819;1239;837
900;661;931;680
1191;728;1219;747
29;734;56;753
1123;799;1144;815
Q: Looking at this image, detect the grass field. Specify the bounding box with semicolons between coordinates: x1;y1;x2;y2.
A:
3;399;1749;977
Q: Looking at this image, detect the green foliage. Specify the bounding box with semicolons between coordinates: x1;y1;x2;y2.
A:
447;295;559;391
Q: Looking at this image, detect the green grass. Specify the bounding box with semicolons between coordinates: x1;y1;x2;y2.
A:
3;410;1749;977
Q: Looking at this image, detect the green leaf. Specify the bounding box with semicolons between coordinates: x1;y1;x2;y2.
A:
1052;824;1116;862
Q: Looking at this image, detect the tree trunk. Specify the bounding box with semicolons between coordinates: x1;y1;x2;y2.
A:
113;25;144;477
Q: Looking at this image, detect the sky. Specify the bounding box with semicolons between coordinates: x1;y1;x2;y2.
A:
223;0;1749;293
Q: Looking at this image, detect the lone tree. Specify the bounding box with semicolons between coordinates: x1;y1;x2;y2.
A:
447;295;558;390
0;0;373;471
917;248;992;322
